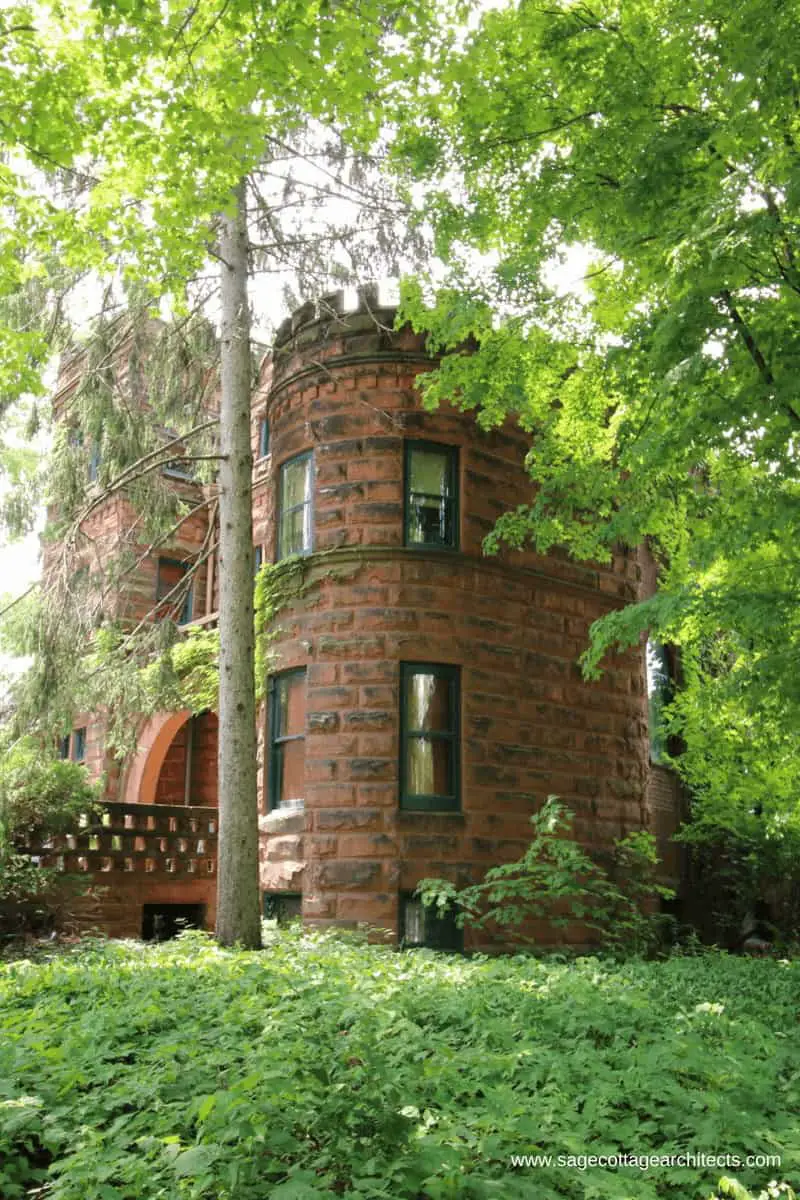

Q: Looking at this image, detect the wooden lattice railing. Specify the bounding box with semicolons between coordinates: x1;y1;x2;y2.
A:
25;802;218;878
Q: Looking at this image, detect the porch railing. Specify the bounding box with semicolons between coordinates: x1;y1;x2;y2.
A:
25;802;218;878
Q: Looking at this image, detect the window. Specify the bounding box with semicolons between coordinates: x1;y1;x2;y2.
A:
400;893;462;951
156;557;193;625
88;443;101;483
263;893;302;923
400;663;460;811
162;458;194;481
72;727;86;763
254;544;263;577
646;640;671;764
268;669;306;810
258;417;270;459
404;441;458;549
277;452;313;560
60;729;86;762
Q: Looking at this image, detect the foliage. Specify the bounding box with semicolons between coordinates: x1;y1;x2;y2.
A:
417;797;673;956
676;806;800;950
0;737;98;930
253;554;310;696
393;0;800;822
138;627;221;722
0;934;797;1198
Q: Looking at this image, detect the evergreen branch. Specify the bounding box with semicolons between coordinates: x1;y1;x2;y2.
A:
65;417;220;548
0;581;39;621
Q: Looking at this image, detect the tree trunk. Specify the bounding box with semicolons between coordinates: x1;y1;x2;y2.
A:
215;178;261;948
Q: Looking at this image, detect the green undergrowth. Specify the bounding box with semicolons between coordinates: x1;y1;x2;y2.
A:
0;933;798;1199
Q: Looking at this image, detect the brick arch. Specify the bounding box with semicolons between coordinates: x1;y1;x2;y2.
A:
121;710;192;807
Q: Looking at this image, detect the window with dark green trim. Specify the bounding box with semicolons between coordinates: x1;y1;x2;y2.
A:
268;669;306;810
263;893;302;923
400;893;463;951
400;663;460;811
404;440;458;549
58;735;71;760
72;727;86;763
254;544;263;577
277;452;313;560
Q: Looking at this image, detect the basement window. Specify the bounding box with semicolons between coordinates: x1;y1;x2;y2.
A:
404;441;458;549
277;452;313;559
263;893;302;924
400;893;462;951
400;663;460;811
268;669;306;810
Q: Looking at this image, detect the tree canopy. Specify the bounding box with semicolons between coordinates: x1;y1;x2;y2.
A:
394;0;800;828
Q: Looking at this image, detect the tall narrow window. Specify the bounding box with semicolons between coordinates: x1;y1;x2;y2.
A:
88;443;101;483
400;663;460;811
258;417;270;459
58;735;71;760
72;727;87;763
404;441;458;549
646;640;671;764
254;544;263;577
156;557;193;625
277;452;313;560
269;669;306;810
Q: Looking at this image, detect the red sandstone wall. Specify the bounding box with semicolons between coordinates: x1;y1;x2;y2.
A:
254;296;655;947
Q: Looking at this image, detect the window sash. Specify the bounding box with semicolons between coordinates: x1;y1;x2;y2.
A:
404;441;458;549
72;728;86;763
269;670;306;810
277;453;313;559
400;663;460;811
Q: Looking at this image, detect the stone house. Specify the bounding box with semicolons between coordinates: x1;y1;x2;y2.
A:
46;288;683;948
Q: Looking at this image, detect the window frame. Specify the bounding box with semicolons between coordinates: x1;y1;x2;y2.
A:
72;727;87;763
156;556;193;625
258;417;270;460
399;662;461;812
263;892;302;923
403;439;459;551
268;667;307;811
254;544;264;577
276;451;314;561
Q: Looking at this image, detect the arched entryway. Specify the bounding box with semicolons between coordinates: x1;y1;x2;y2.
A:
153;711;219;807
122;709;218;808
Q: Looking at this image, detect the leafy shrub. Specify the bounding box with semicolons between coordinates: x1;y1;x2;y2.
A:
0;737;99;933
678;811;800;950
417;797;673;955
0;936;797;1198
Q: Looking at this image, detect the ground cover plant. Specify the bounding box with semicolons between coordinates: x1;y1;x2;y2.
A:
0;933;797;1199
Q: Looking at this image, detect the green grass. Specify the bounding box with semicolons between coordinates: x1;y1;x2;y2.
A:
0;932;798;1199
